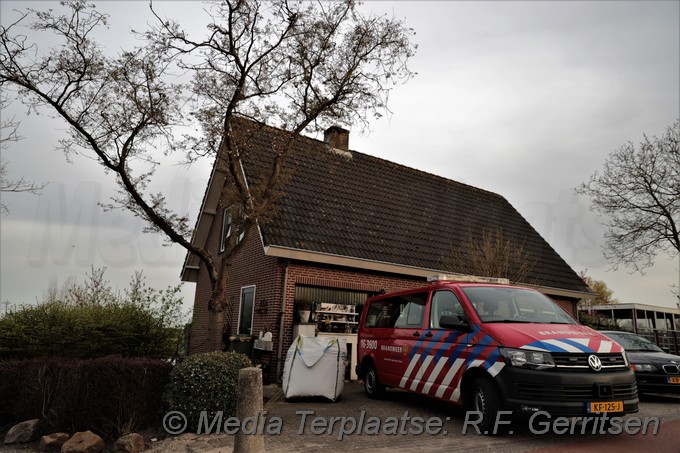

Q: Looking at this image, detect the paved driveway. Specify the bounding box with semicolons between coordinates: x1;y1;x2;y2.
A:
2;383;678;452
163;382;679;453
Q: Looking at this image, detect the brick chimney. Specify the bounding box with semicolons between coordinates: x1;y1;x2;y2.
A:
324;126;349;152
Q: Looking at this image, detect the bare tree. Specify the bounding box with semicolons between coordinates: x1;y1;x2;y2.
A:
577;119;680;298
446;228;538;285
0;0;415;311
0;93;45;214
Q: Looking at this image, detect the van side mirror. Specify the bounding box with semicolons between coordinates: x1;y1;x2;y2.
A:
439;314;472;332
662;347;670;354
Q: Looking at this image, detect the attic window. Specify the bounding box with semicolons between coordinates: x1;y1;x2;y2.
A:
220;210;232;253
220;208;245;252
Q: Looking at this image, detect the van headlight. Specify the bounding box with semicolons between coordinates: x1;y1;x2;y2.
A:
500;348;555;370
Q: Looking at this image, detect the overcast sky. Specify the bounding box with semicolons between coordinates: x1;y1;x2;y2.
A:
1;1;679;314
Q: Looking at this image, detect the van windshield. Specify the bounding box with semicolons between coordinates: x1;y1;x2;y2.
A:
462;286;576;324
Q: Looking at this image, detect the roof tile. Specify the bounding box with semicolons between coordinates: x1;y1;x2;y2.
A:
228;119;590;294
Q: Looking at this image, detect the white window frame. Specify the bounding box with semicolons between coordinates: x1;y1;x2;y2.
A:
220;210;232;253
220;208;246;253
237;285;256;336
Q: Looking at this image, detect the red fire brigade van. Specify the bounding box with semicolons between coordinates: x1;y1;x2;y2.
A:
356;275;639;432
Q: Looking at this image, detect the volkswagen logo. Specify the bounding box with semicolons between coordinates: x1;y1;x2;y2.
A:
588;354;602;371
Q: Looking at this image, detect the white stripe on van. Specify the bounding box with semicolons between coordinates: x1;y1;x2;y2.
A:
451;387;461;402
487;361;505;377
422;356;448;394
520;345;550;352
410;355;434;391
450;360;475;401
435;358;464;398
400;353;421;388
449;359;500;402
599;340;613;353
571;338;591;347
468;359;484;369
542;339;582;353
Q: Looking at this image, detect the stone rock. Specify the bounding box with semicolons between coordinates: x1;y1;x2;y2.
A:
40;433;70;451
4;419;41;444
61;431;104;453
113;433;145;453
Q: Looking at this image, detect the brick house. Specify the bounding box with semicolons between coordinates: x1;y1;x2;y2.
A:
181;119;590;383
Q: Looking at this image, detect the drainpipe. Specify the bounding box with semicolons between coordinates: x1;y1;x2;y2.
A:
276;261;289;383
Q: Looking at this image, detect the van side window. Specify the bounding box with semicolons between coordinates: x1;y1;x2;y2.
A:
366;292;427;328
430;290;465;329
395;301;423;327
364;302;384;327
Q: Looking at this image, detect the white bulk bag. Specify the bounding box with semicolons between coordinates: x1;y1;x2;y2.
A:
282;336;347;401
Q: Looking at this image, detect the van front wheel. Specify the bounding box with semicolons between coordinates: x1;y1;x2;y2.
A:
364;363;386;399
471;376;504;435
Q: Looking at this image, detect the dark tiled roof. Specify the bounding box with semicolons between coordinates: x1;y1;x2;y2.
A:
233;120;589;294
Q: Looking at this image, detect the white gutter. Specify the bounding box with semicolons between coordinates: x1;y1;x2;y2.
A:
263;244;590;300
263;244;440;278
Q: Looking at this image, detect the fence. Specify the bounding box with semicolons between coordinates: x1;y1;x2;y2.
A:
635;329;680;355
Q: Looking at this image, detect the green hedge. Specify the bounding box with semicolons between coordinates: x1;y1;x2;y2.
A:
0;356;172;439
164;351;253;432
0;301;184;360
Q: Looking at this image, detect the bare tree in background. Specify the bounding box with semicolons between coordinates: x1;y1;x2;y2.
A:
0;94;45;215
447;228;537;285
577;120;680;300
0;1;416;313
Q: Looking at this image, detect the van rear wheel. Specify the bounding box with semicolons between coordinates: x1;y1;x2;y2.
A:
364;363;386;399
471;376;505;435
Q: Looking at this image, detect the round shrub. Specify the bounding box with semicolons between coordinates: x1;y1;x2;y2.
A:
163;351;253;431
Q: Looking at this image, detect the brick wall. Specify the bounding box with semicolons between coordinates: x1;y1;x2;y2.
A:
187;206;220;354
552;297;579;318
188;206;281;356
221;227;281;383
189;227;430;382
278;264;427;373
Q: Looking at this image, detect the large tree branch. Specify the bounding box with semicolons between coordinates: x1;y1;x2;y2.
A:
2;0;416;316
